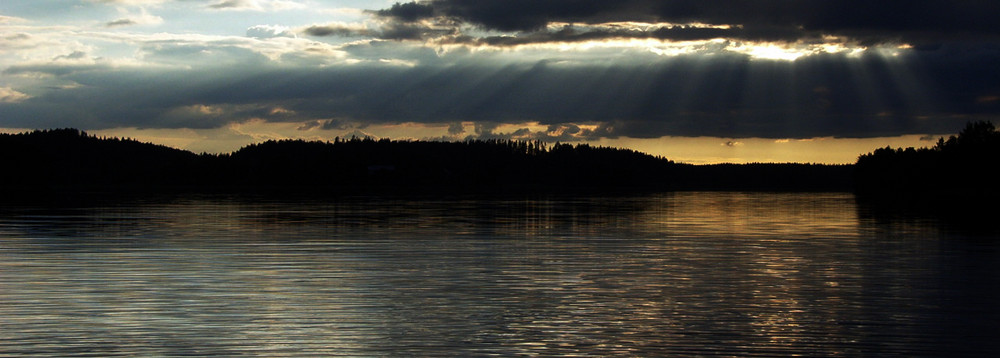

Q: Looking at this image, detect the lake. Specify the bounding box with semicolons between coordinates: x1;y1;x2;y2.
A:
1;191;997;356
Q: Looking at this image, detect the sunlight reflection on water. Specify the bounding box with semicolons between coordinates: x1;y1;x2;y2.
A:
1;192;997;356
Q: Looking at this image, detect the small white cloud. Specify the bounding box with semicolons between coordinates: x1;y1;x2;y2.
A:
105;7;164;27
209;0;305;11
247;25;295;38
0;15;29;24
0;87;31;103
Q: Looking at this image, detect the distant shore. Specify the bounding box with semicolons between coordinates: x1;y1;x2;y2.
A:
1;129;854;194
3;122;996;201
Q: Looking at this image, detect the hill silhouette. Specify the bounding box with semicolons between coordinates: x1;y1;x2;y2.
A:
222;137;677;189
1;129;207;188
1;128;854;194
855;120;1000;200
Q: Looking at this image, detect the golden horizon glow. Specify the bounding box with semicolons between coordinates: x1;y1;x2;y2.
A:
0;124;945;165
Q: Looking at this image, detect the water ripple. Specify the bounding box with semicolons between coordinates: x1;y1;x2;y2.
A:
2;192;998;356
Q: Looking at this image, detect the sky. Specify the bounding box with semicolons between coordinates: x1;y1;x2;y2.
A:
2;1;999;164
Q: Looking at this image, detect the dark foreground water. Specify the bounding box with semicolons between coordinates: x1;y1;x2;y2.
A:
1;192;998;357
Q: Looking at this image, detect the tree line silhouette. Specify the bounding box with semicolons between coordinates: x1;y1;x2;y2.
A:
1;129;204;188
854;120;1000;199
2;127;863;194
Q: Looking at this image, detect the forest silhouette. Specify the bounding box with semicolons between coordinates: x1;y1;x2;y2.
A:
10;122;996;195
855;120;1000;200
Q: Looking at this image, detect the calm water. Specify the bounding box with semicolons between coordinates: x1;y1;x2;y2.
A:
1;192;997;357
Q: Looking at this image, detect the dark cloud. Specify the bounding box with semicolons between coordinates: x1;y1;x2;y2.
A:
431;0;636;32
4;62;110;77
302;23;453;41
461;122;613;142
459;25;770;47
297;119;352;131
380;22;455;40
302;24;369;37
106;19;138;27
376;2;436;22
208;0;250;10
3;33;31;41
53;51;88;61
376;1;1000;45
473;122;500;136
297;120;323;131
321;119;352;131
3;44;999;139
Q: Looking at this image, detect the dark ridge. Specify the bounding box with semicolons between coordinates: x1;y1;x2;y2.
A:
222;138;676;189
854;120;1000;202
2;128;856;196
0;128;207;188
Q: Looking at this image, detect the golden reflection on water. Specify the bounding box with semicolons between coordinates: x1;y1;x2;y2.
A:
1;192;997;356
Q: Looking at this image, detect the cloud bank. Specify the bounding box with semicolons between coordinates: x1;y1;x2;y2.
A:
1;0;998;146
365;0;1000;44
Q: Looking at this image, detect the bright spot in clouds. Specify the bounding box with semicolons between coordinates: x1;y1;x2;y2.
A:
0;86;30;103
1;1;998;163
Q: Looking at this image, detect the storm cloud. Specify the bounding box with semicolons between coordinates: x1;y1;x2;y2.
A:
374;0;1000;44
2;0;999;151
3;42;998;139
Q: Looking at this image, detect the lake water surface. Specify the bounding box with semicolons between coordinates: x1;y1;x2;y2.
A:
2;192;998;356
